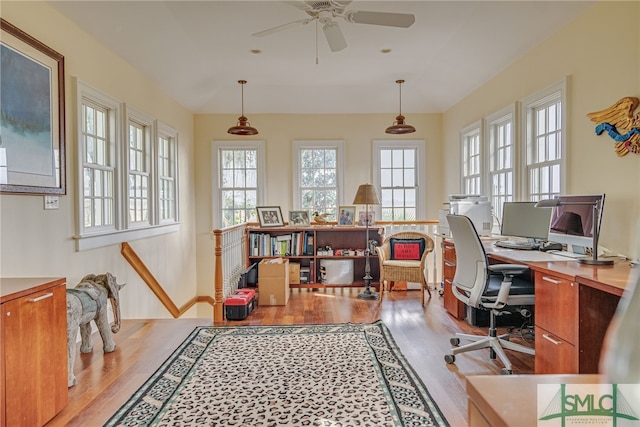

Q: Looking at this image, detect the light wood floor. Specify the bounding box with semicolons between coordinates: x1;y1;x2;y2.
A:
47;287;535;427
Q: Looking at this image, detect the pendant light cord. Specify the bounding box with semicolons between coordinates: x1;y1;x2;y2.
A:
315;18;319;65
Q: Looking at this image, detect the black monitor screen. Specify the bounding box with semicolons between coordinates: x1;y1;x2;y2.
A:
501;201;552;241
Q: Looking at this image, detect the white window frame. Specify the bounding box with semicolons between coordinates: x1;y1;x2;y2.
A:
372;139;427;220
211;140;266;230
292;140;345;217
156;121;179;225
484;104;517;221
460;121;483;195
125;105;154;229
74;79;180;251
520;78;567;200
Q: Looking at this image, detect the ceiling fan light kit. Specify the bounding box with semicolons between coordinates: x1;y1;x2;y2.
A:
386;79;415;135
228;80;258;136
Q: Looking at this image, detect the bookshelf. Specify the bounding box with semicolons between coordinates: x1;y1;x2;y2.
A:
246;226;383;288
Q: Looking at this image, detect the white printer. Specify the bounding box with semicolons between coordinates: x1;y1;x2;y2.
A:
438;195;493;237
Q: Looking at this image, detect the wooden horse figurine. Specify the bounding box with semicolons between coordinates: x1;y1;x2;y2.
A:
66;273;125;387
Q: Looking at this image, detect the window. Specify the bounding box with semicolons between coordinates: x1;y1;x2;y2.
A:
157;122;178;223
75;80;180;251
126;107;153;228
521;80;566;201
373;140;426;221
485;106;516;220
293;140;344;220
212;141;265;229
461;122;482;195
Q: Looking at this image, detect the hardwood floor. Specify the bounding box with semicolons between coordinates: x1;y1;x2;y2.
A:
47;287;534;426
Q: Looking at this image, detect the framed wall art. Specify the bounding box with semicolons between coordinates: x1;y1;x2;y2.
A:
288;210;310;227
257;206;284;228
358;210;375;227
0;18;66;194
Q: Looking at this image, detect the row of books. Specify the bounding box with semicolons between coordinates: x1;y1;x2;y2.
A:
249;231;314;256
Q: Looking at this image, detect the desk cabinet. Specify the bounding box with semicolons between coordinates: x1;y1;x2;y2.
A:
1;278;68;427
534;271;579;374
441;240;465;319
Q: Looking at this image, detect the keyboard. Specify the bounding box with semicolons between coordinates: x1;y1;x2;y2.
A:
546;250;585;259
494;240;538;250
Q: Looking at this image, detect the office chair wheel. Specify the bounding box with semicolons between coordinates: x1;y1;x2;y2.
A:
444;354;455;364
500;368;513;375
450;338;460;346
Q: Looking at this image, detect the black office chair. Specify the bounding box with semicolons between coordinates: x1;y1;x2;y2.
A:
444;214;535;374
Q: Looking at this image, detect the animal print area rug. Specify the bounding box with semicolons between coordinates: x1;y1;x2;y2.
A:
105;321;449;426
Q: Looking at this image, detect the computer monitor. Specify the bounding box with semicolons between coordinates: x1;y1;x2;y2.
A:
500;202;552;242
547;194;605;250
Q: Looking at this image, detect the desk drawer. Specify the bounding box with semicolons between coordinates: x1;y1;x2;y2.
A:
535;272;577;345
535;326;578;374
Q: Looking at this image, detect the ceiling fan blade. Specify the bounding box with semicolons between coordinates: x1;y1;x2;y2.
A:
323;21;347;52
252;18;313;37
344;10;415;28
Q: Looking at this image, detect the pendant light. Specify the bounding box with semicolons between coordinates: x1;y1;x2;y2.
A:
228;80;258;135
385;79;415;134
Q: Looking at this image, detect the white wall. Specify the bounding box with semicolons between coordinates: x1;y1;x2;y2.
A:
442;1;640;259
0;2;199;319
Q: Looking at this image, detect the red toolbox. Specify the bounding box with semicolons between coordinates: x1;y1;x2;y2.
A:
224;289;256;320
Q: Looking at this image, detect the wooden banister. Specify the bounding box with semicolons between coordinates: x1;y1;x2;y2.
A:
121;242;214;318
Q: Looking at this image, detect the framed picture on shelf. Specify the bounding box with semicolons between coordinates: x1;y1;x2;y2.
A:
256;206;284;227
288;210;310;227
0;18;66;195
337;206;356;226
358;210;375;227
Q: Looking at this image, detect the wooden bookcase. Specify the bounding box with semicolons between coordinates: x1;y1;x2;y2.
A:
246;226;383;288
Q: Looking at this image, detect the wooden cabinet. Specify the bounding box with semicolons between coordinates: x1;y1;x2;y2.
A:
534;271;578;374
1;277;68;427
247;226;382;288
441;239;465;319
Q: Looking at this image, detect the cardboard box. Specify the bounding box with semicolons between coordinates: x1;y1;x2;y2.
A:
258;258;290;305
289;262;301;285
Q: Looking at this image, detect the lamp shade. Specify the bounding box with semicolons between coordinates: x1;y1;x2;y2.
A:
353;184;380;206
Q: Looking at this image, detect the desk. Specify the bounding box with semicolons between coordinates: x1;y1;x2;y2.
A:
466;374;604;427
485;245;634;374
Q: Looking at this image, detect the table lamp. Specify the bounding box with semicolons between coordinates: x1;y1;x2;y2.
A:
353;183;381;299
535;198;613;265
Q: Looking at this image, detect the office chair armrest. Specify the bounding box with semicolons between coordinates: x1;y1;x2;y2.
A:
488;264;529;277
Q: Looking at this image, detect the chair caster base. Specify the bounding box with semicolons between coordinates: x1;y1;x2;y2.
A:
450;338;460;346
500;368;513;375
444;354;455;364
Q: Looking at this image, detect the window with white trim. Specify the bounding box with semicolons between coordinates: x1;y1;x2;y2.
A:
461;122;482;195
126;107;153;228
485;106;516;220
157;122;178;223
293;140;344;221
521;80;566;201
373;140;426;221
212;141;265;229
75;80;180;251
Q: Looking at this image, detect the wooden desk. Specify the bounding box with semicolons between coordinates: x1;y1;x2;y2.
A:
485;246;635;374
466;374;604;427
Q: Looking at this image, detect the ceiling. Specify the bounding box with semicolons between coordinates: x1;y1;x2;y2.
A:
49;1;594;114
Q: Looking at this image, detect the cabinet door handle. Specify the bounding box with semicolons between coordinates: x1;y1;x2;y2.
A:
28;292;54;303
541;276;562;284
542;333;563;345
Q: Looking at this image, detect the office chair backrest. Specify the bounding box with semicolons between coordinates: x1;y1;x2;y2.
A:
446;214;489;308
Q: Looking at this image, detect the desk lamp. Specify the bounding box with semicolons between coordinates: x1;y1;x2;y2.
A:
535;198;613;265
353;183;381;300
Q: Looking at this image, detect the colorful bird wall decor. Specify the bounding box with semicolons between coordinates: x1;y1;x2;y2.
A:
587;96;640;156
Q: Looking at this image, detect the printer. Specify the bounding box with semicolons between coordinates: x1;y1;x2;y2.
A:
438;195;493;237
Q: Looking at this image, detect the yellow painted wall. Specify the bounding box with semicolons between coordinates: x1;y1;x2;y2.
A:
442;1;640;259
0;2;199;319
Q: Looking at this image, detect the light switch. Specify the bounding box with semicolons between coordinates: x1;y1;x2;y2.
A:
44;195;59;210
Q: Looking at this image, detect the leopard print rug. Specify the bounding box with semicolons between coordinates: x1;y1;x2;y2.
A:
106;321;448;426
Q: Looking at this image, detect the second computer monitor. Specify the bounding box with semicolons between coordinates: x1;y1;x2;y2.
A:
501;201;552;241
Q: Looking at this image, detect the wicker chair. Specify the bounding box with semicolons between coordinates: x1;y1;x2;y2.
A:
376;231;435;306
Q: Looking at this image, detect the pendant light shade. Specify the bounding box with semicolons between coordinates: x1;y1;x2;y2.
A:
385;79;415;134
228;80;258;136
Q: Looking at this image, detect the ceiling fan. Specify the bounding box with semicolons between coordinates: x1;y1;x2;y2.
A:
252;1;415;53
